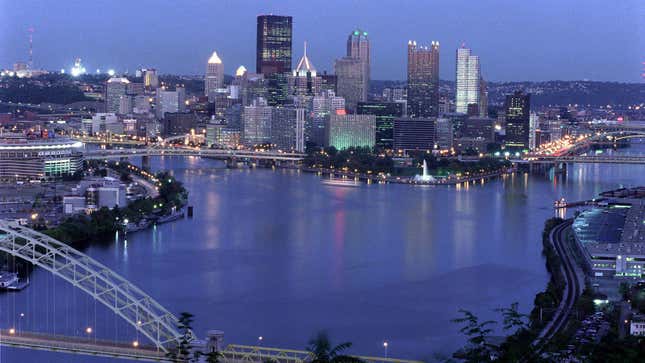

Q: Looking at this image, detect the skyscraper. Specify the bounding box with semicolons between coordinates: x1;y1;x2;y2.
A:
334;57;367;112
143;68;159;90
205;51;224;98
347;29;370;90
271;107;306;152
256;15;292;75
455;46;481;114
504;91;531;151
288;42;322;96
243;97;273;146
335;29;370;112
105;77;130;114
407;40;440;118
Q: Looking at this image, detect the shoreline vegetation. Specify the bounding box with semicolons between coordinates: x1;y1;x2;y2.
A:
448;217;566;362
41;161;188;249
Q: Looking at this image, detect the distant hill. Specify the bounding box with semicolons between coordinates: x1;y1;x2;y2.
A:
370;80;645;107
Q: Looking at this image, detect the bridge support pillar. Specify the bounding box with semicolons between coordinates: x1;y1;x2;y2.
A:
141;155;151;171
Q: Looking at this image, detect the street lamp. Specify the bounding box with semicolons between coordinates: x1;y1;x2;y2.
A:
86;326;93;334
383;341;388;359
258;336;263;345
132;340;139;348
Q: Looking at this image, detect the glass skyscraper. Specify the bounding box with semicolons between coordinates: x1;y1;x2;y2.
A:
256;15;293;75
455;46;481;114
406;40;440;118
504;91;531;150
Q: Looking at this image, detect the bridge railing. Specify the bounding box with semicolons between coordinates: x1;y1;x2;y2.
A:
221;344;423;363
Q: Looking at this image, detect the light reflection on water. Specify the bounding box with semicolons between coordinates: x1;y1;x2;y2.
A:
1;143;644;362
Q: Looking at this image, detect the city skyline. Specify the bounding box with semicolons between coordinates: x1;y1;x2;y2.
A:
1;0;642;82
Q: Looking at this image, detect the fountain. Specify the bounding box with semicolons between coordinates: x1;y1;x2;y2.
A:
413;159;436;183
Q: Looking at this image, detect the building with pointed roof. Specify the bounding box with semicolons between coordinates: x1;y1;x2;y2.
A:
205;51;224;99
288;42;322;97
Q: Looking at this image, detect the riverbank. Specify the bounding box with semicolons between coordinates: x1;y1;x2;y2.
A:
42;168;188;248
300;166;515;186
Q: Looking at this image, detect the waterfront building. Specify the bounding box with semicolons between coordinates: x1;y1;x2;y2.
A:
243;97;273;146
64;177;127;214
271;107;306;152
407;40;440;117
205;51;225;99
334;57;368;112
256;15;292;75
84;113;121;135
572;188;645;278
326;113;375;150
435;117;453;150
393;117;436;151
504;91;531;150
162;112;197;136
105;77;130;114
310;90;345;146
206;121;241;149
288;42;322;97
455;46;481;114
0;135;83;181
357;101;405;149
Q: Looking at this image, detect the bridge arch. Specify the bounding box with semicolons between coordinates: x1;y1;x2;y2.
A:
0;220;191;352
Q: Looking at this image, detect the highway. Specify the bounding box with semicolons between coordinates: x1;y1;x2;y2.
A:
532;221;584;351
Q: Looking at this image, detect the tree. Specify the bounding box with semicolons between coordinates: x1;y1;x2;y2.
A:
166;312;196;362
451;310;498;362
306;331;363;363
495;302;529;332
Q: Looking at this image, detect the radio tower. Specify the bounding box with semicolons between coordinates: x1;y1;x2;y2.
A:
28;27;34;69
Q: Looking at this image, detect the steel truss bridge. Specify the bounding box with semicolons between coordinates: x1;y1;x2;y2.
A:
0;221;419;363
515;154;645;165
84;147;306;162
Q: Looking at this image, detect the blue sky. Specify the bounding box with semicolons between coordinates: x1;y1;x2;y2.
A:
0;0;642;81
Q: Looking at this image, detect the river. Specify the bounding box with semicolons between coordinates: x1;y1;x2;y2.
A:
1;143;644;362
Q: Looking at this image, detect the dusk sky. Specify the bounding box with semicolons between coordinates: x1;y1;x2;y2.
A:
1;0;642;82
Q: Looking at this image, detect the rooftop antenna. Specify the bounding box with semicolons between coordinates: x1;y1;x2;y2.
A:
28;27;35;69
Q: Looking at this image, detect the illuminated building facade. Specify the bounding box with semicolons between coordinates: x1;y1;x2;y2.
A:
326;113;375;150
504;91;531;150
455;46;481;114
407;41;440;118
0;136;83;180
205;51;225;98
357;101;405;149
256;15;292;75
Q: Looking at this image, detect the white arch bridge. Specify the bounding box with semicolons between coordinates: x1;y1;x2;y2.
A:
0;219;188;359
0;221;421;363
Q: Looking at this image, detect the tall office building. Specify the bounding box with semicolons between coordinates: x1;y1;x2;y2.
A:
335;29;370;112
243;97;273;146
205;51;224;98
326;113;375;150
455;46;481;114
105;77;130;114
504;91;531;150
288;42;321;96
334;57;367;112
357;101;404;149
347;29;370;89
256;15;293;75
407;40;440;118
271;107;306;152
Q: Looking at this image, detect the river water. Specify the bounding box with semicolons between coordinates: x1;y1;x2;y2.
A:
1;144;644;362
